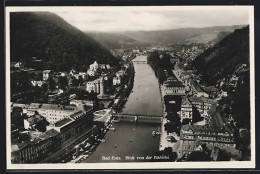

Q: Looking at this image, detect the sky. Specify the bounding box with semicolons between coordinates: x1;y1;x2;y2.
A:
50;7;250;32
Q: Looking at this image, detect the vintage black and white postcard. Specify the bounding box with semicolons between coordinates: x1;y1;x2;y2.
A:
5;6;255;169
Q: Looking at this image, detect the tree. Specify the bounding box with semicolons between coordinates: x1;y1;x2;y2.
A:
164;122;179;134
187;151;211;161
47;77;56;92
58;76;68;90
71;77;79;86
11;107;24;130
166;112;180;123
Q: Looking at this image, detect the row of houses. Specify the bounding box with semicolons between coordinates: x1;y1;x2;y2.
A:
11;101;93;124
179;96;216;123
173;65;209;98
11;102;95;163
86;69;125;94
179;107;240;159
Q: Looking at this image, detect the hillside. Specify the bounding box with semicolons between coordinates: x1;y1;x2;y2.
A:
87;32;150;49
117;25;245;46
192;26;250;129
10;12;120;71
192;26;249;84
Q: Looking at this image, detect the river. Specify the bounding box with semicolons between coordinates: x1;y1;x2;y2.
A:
82;55;163;163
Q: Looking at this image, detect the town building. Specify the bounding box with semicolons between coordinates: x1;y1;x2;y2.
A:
179;97;193;122
11;103;30;115
38;104;79;124
70;99;93;106
23;114;48;131
86;79;100;93
162;77;185;96
46;109;94;148
79;72;87;80
69;69;76;75
116;70;125;77
87;61;101;77
201;97;216;119
179;96;217;124
179;107;236;157
59;72;68;77
42;70;53;81
113;76;121;85
26;103;42;116
14;61;23;68
31;80;46;87
188;96;204;115
11;129;60;164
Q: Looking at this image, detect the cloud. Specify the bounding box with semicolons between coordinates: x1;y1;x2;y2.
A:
52;7;249;32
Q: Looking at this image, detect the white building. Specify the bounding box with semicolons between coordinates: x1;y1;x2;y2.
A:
38;104;78;124
43;70;53;81
180;97;193;122
90;61;99;71
113;76;121;85
86;79;100;93
79;72;87;80
31;80;45;87
116;70;125;77
15;61;22;68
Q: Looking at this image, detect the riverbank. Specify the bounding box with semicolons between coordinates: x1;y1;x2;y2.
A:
111;62;135;113
158;85;180;154
69;62;135;163
81;56;163;163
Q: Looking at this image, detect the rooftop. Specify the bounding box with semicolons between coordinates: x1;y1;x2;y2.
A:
26;114;44;126
40;104;77;112
12;103;30;109
182;97;192;105
54;118;73;127
163;80;185;87
201;97;216;104
70;111;86;120
190;79;203;92
188;96;202;103
11;129;60;152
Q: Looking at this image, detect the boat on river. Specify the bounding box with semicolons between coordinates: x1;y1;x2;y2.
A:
152;131;156;136
109;127;116;131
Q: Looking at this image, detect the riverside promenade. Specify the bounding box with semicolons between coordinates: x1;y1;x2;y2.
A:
159;85;180;152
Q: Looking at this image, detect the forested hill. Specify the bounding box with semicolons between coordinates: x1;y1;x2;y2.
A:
192;26;250;129
192;26;249;85
118;25;245;46
10;12;120;71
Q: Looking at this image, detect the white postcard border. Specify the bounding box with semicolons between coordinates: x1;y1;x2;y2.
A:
5;6;255;170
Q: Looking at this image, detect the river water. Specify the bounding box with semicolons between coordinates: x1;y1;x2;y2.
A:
82;55;163;163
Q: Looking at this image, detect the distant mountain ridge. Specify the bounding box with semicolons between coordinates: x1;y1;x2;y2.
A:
117;25;246;46
86;25;245;49
10;12;119;71
87;32;150;49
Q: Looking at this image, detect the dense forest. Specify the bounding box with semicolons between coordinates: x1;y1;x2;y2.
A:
192;26;249;85
147;51;173;84
192;26;250;129
10;12;120;71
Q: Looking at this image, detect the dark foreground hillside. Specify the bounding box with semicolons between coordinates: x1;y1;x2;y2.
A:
192;26;250;129
10;12;120;71
192;26;249;84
